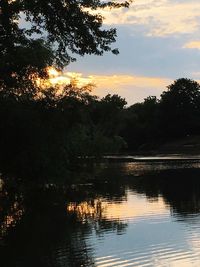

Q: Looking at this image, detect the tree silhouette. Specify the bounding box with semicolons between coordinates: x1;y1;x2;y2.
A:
121;96;159;150
159;78;200;137
0;0;130;93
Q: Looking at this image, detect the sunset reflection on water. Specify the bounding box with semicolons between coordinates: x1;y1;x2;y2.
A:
2;161;200;266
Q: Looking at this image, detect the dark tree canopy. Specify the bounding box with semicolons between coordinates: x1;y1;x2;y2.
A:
0;0;130;180
22;0;130;64
159;78;200;136
161;78;200;107
0;0;130;65
0;0;130;94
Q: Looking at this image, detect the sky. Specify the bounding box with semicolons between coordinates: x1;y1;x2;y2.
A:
31;0;200;104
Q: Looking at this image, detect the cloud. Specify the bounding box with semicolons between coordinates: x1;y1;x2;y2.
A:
19;1;200;40
99;0;200;36
49;70;171;104
90;73;169;90
49;71;93;87
183;41;200;50
91;74;171;104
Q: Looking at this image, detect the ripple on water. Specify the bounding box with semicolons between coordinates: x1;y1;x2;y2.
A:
83;189;200;267
95;243;200;267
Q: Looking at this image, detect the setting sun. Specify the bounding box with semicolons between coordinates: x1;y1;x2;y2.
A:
45;68;94;88
47;67;60;77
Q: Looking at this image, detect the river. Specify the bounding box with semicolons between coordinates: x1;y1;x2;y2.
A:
1;157;200;266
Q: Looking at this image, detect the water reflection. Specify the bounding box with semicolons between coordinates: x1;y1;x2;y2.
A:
67;200;128;235
2;161;200;266
119;159;200;176
0;179;24;239
0;186;96;267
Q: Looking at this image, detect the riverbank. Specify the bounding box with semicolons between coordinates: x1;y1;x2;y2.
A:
135;135;200;155
92;135;200;163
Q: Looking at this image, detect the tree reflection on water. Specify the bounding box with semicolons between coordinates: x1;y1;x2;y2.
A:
127;169;200;217
0;176;128;267
1;166;200;266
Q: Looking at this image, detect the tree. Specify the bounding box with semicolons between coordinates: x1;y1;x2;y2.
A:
0;0;130;94
120;96;159;150
159;78;200;136
91;94;127;136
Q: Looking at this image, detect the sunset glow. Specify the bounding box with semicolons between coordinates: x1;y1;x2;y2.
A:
3;1;200;266
47;67;60;77
44;69;171;103
67;193;168;222
18;0;200;104
45;68;94;89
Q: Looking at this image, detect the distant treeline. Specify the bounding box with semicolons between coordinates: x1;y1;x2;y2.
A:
0;78;200;181
2;1;197;183
121;78;200;149
0;84;126;181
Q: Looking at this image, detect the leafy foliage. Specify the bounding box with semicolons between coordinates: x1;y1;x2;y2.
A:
120;78;200;150
0;0;130;93
159;78;200;136
0;84;127;181
0;0;130;181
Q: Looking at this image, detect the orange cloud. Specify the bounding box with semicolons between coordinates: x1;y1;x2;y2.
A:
46;70;171;104
90;74;169;90
183;41;200;50
89;74;171;103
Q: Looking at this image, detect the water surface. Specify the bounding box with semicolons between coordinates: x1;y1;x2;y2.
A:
1;158;200;266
